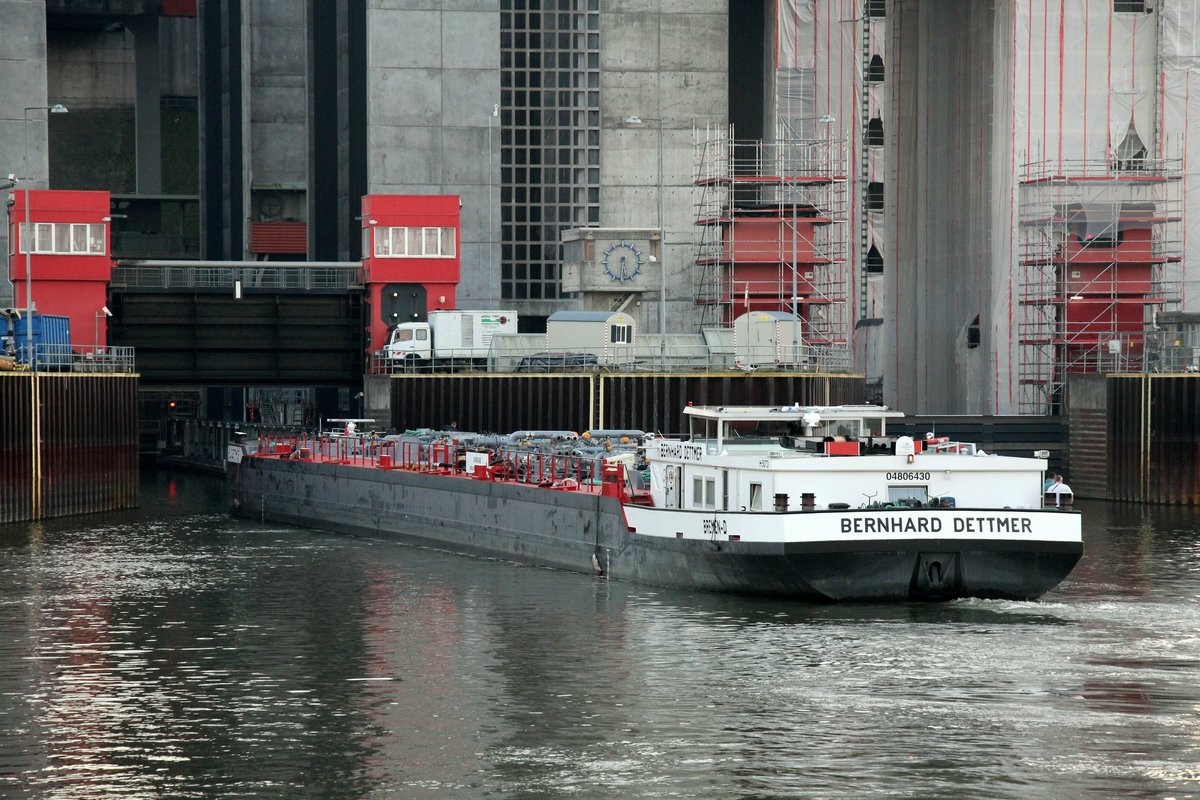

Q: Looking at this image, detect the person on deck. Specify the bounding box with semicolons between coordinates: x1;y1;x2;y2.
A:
1046;474;1073;507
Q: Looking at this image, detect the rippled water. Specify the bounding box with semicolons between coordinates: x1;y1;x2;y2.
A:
2;470;1199;799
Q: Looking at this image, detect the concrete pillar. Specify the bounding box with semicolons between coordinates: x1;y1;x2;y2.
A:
129;16;163;195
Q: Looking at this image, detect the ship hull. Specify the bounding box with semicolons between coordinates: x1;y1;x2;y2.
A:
233;457;1082;602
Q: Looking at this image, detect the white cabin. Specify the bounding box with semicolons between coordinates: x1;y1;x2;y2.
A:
546;310;637;365
646;405;1049;512
732;311;805;367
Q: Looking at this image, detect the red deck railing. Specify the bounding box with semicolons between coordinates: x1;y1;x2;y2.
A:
250;433;635;499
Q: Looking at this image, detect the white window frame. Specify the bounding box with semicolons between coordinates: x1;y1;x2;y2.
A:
749;482;763;511
610;323;633;344
374;226;455;258
396;226;415;255
17;221;106;256
35;223;53;252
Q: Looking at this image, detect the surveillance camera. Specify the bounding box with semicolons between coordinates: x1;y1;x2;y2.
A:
101;305;113;317
6;174;14;181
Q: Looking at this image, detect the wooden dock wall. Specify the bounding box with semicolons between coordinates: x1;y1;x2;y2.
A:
0;374;140;523
390;372;865;435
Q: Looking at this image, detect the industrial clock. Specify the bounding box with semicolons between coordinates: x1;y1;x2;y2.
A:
602;241;643;283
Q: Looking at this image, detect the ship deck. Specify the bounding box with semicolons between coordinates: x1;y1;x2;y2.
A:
246;433;654;503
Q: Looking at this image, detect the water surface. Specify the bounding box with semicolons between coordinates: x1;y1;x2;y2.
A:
1;471;1198;798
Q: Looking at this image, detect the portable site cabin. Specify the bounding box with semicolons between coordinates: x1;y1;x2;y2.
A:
545;310;637;366
732;311;805;367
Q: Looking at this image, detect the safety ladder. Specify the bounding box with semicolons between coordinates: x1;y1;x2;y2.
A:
858;5;873;320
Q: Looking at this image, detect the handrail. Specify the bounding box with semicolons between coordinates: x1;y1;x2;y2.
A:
251;433;611;487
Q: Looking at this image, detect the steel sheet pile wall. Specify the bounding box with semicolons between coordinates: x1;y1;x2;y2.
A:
391;375;595;434
889;416;1069;483
599;373;862;434
0;377;35;522
391;373;863;436
1065;375;1108;501
1109;375;1200;505
0;374;140;523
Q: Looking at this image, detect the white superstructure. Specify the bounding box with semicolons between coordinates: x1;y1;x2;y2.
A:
643;405;1048;513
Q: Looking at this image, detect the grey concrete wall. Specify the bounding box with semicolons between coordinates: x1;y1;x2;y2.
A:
49;30;134;109
366;1;502;308
0;0;49;307
249;0;307;195
600;0;727;334
890;0;997;414
46;30;138;193
161;16;198;98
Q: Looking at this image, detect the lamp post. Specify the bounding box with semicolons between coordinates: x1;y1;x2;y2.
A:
95;305;112;348
22;104;68;364
624;115;666;336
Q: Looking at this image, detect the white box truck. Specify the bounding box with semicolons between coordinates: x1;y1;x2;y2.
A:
384;310;518;369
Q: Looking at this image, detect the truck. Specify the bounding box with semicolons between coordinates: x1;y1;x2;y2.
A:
384;310;518;369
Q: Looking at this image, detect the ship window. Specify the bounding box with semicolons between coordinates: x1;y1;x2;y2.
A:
888;485;928;504
693;476;703;508
749;482;763;511
1114;0;1146;12
704;478;716;509
610;323;632;344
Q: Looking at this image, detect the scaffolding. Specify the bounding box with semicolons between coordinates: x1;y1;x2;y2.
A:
1017;157;1183;414
692;124;849;365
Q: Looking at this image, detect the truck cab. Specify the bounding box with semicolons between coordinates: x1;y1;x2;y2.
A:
384;322;432;361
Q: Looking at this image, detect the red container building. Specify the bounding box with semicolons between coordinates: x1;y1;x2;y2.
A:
359;194;461;354
8;189;111;344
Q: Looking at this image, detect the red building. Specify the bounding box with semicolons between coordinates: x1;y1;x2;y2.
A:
359;194;461;354
8;190;111;345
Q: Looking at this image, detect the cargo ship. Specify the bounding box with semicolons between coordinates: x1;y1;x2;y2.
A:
228;405;1082;602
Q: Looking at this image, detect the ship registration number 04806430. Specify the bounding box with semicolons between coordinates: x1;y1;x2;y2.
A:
886;471;930;482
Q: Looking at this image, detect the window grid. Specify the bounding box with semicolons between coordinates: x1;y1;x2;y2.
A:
16;222;106;256
372;226;456;258
500;0;601;301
